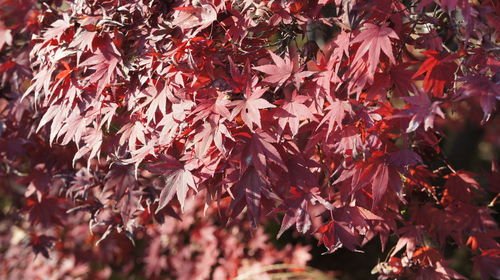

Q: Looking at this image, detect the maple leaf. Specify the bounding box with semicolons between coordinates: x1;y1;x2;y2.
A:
118;121;148;152
21;164;51;201
57;106;90;146
370;163;390;206
254;50;314;88
73;127;103;168
278;200;311;237
29;234;57;259
318;220;361;254
104;164;136;200
171;4;217;34
227;56;252;93
388;149;423;168
190;92;231;123
351;23;399;78
117;190;144;233
351;160;397;207
331;30;351;64
220;9;253;44
253;51;293;87
391;225;424;259
157;113;180;146
307;31;348;97
318;97;353;139
230;81;275;130
27;197;65;228
412;50;458;97
282;142;322;190
365;72;392;101
139;84;171;126
43;17;71;41
68;29;96;52
442;171;480;204
472;249;500;280
332;126;364;156
276;187;312;238
190;116;234;156
238;130;287;176
148;155;197;213
66;168;95;200
274;90;316;136
277;187;334;238
456;76;500;123
393;90;445;133
229;166;267;228
317;206;383;254
335;150;408;207
79;36;122;94
4;0;500;277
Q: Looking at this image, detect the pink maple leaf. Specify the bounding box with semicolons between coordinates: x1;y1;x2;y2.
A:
254;50;314;88
43;17;71;41
79;36;122;94
351;23;399;78
148;155;197;213
230;81;275;130
318;97;353;139
172;4;217;34
274;90;316;136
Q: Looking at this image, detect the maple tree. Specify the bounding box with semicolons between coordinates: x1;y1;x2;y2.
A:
0;0;499;279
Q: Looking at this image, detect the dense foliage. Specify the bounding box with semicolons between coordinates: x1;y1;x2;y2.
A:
0;0;499;279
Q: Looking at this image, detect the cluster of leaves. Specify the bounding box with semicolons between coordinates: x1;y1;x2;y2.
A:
0;0;499;279
0;1;312;279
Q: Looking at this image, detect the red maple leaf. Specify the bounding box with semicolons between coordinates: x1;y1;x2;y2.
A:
391;225;424;259
238;129;287;176
472;249;500;280
190;116;234;156
393;90;445;133
412;50;458;97
104;164;136;200
456;76;500;123
276;187;312;238
27;197;65;228
228;166;267;228
317;220;360;254
43;18;71;41
190;92;231;123
29;234;57;259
